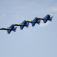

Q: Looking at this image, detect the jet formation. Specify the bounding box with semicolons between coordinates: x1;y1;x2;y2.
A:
0;14;53;34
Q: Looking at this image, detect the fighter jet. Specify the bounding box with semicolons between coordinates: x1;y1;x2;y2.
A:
25;18;41;26
19;20;29;30
14;20;29;30
31;17;41;26
42;14;53;23
0;24;17;34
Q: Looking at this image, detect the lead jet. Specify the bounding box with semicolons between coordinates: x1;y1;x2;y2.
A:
0;24;17;34
26;14;53;26
42;14;53;23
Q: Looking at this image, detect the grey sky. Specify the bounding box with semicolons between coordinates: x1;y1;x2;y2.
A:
0;0;57;57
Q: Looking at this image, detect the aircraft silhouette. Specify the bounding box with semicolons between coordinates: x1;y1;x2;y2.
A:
25;17;41;26
14;20;29;30
0;14;53;34
0;24;17;34
42;14;53;23
25;14;53;26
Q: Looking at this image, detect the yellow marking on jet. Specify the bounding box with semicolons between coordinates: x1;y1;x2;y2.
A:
26;20;32;22
15;24;23;26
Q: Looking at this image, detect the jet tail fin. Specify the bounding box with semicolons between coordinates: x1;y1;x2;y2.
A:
12;27;17;32
31;17;37;26
7;27;17;34
25;22;29;27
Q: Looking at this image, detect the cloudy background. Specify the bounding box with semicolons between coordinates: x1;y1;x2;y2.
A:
0;0;57;57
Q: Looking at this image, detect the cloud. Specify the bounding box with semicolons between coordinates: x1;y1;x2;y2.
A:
49;7;57;13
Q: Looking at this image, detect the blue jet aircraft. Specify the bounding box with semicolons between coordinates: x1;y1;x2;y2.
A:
12;20;29;30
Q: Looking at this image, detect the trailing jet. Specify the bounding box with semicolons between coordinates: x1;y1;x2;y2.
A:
24;18;40;27
14;20;29;30
0;24;17;34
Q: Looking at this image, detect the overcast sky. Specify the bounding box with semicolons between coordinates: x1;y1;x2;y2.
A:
0;0;57;57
